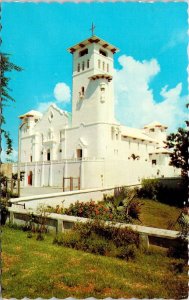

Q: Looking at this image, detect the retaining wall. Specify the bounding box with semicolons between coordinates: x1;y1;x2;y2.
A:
8;207;181;249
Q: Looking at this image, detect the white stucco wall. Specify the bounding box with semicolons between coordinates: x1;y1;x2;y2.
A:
71;43;115;127
16;35;181;190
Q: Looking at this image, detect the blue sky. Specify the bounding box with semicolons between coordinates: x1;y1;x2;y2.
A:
1;2;188;161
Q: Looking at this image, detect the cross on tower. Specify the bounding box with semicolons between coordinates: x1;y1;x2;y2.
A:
90;23;96;36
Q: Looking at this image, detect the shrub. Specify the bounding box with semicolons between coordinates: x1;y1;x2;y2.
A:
54;220;140;261
65;200;114;221
53;233;64;245
74;220;140;247
36;232;44;241
110;226;140;248
104;188;143;223
139;179;160;200
113;186;129;202
53;231;81;249
157;184;187;208
0;203;9;225
116;244;137;261
87;234;111;255
7;221;24;231
139;178;187;207
170;260;186;274
126;200;143;222
46;203;65;214
167;238;188;261
73;221;95;239
63;231;81;248
0;189;18;199
55;187;143;224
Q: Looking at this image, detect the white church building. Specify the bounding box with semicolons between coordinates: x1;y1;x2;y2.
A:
13;34;179;189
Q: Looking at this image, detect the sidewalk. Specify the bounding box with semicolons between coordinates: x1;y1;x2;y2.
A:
20;186;63;197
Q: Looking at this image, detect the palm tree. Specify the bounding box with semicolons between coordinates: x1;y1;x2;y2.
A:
0;53;22;159
130;153;140;160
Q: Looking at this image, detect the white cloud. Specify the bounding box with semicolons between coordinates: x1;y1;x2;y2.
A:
35;82;71;113
161;29;188;51
1;148;18;163
54;82;71;103
115;55;187;132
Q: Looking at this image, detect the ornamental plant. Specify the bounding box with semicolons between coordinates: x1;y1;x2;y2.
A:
53;219;139;261
62;188;143;223
64;200;112;221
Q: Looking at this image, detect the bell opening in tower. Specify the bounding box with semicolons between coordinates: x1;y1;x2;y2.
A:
77;149;83;159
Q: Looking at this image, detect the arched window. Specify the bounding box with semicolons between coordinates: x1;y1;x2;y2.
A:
77;63;80;72
99;49;107;57
87;59;90;68
82;61;85;71
79;48;88;57
47;149;51;161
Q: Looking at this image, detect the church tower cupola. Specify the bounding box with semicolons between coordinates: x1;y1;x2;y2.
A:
68;32;119;127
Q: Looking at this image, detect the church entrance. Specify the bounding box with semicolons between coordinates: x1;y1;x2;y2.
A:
28;171;33;185
77;149;82;159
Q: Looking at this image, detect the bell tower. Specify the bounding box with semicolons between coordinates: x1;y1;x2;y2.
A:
68;33;119;127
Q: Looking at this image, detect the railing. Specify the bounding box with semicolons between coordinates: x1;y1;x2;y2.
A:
11;202;25;209
13;157;105;168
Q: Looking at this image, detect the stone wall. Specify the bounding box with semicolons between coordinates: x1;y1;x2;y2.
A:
7;207;181;249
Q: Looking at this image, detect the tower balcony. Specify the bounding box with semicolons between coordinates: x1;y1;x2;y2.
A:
88;73;113;82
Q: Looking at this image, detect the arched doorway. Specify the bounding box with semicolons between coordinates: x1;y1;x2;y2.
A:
76;148;83;159
28;171;33;185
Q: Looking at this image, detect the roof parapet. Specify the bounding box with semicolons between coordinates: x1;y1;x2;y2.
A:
68;35;119;54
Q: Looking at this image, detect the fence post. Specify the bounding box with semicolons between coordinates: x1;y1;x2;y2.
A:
70;177;73;191
9;211;14;223
63;177;65;192
17;179;20;197
10;179;13;194
139;233;149;250
57;219;63;233
78;177;80;190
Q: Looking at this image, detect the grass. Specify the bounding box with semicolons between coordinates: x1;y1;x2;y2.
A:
1;226;188;299
134;199;181;230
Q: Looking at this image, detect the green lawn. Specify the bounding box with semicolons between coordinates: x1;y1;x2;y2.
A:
134;199;181;230
1;226;188;299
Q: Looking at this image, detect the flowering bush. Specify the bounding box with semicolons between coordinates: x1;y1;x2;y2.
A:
48;188;143;224
64;200;112;221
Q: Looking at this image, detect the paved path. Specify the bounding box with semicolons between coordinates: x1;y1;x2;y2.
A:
20;186;63;197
